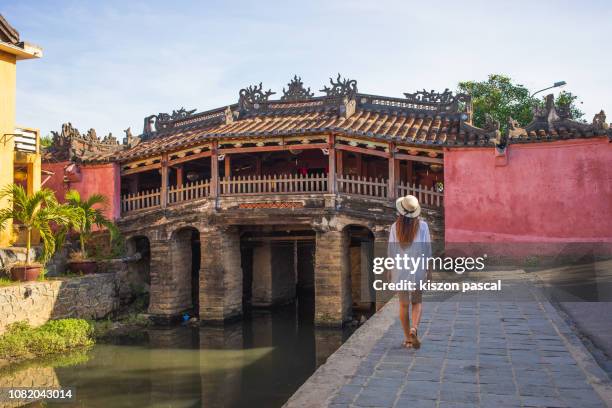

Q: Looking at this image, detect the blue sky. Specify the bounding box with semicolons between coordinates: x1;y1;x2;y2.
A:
4;0;611;139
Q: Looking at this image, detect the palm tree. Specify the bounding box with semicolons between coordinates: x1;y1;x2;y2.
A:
65;190;119;259
0;184;78;265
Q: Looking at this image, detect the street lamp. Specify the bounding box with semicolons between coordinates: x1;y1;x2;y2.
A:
531;81;567;98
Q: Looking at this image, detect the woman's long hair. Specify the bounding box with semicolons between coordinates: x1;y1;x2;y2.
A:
396;215;420;248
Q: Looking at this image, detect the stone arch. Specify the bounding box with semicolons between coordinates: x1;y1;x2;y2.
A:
124;235;152;308
169;226;201;316
342;224;376;316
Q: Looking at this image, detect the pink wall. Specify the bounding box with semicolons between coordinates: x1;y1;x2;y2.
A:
444;138;612;243
42;162;121;221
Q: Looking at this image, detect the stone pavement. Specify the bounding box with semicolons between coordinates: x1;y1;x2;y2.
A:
288;271;612;408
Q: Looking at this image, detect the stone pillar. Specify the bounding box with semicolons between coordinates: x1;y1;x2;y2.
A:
148;239;175;320
199;226;242;322
252;241;296;307
148;234;195;321
314;229;350;326
373;228;392;310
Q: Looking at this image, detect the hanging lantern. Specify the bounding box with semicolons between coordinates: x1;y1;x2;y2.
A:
186;172;200;181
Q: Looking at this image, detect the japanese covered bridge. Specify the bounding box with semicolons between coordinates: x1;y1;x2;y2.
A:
44;74;612;326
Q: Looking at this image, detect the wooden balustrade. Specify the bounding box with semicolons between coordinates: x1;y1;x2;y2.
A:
121;189;161;213
397;181;443;208
220;173;327;195
337;175;388;198
168;179;210;204
121;174;443;214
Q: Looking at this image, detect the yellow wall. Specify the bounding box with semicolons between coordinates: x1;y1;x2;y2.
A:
0;50;17;246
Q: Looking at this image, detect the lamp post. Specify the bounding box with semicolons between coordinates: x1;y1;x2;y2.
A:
531;81;567;98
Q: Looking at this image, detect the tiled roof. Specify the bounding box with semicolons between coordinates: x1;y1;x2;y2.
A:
113;76;611;162
117;106;476;161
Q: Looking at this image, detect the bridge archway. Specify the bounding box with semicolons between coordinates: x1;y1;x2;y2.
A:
343;225;376;317
125;235;151;308
170;226;201;316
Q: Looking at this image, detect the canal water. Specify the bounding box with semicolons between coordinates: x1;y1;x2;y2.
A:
1;296;359;408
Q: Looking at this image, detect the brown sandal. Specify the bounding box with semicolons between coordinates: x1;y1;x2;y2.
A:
402;339;412;348
409;328;420;349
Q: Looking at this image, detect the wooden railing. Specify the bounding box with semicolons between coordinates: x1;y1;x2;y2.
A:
220;173;327;195
168;179;210;204
397;181;444;208
121;189;161;213
338;175;388;198
121;174;444;214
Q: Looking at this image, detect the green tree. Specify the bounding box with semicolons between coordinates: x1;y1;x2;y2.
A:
0;185;78;265
40;134;53;148
65;190;119;259
458;74;584;131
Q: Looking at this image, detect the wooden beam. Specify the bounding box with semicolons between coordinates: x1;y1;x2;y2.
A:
219;143;329;155
242;236;315;242
160;153;169;208
394;153;444;164
336;143;390;159
328;134;337;194
121;162;161;176
210;141;219;198
167;150;211;166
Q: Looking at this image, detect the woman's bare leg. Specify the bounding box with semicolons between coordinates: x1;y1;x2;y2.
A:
399;294;411;344
410;300;423;349
411;302;422;329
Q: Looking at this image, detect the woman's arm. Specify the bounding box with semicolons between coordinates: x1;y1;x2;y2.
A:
424;222;433;281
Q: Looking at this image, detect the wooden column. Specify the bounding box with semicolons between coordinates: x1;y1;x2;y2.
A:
255;156;262;176
176;166;183;187
160;153;169;208
388;143;398;199
336;150;343;177
211;140;219;198
406;159;414;185
224;154;231;178
328;134;337;194
355;153;362;177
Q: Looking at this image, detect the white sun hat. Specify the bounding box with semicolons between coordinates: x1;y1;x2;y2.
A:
395;195;421;218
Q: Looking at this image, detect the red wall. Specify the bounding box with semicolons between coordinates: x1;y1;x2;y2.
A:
42;162;121;221
444;138;612;243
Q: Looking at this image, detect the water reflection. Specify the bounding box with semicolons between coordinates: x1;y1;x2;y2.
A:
1;297;355;408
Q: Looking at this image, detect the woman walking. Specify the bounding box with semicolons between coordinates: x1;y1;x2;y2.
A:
388;195;432;349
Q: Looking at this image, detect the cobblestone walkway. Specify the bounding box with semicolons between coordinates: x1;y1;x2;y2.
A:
328;294;611;407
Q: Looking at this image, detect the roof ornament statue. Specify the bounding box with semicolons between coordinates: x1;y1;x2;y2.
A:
281;75;314;101
124;127;140;148
239;82;276;110
592;110;609;131
404;88;455;104
533;94;562;124
320;74;357;99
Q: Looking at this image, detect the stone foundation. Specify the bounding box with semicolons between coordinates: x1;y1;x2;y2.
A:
0;274;120;334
